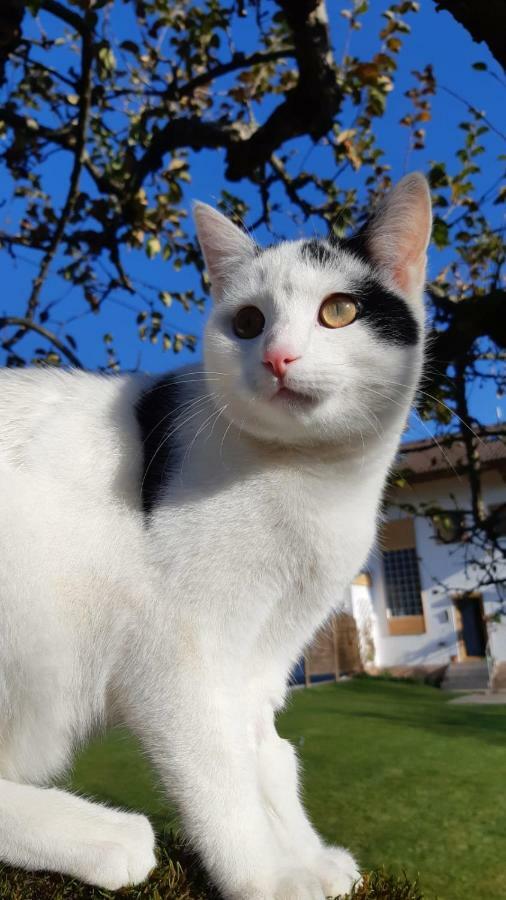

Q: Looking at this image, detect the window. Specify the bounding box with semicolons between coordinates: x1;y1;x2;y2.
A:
383;548;423;617
380;517;426;635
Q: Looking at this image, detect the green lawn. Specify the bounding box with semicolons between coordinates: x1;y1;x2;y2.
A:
65;680;506;900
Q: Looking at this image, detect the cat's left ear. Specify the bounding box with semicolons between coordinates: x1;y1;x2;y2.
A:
193;202;256;301
359;172;432;302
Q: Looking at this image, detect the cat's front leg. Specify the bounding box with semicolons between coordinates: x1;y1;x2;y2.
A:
256;701;360;898
135;676;327;900
0;779;156;890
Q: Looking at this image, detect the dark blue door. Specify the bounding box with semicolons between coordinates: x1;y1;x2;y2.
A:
458;598;487;657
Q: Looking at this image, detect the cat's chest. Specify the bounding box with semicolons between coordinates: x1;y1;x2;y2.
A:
260;477;372;587
155;466;376;599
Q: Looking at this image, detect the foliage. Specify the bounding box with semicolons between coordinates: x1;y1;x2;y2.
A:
0;0;504;600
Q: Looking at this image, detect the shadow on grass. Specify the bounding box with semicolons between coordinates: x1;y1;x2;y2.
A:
295;681;506;747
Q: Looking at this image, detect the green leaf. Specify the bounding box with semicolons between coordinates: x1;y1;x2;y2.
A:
432;217;449;248
146;236;161;259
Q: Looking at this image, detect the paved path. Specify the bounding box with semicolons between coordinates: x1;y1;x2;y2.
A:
448;692;506;705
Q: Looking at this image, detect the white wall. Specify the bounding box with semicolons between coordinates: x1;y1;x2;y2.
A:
356;470;506;669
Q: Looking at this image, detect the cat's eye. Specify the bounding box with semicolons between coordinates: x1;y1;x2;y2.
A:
319;294;358;329
232;306;265;339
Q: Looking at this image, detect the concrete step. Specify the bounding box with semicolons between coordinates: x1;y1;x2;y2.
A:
442;661;489;691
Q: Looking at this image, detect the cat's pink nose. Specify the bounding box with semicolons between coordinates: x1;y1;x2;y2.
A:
262;349;299;379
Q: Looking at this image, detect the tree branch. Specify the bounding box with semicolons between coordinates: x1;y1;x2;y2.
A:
434;1;506;70
428;288;506;378
226;0;341;180
131;0;341;189
454;357;486;525
130;119;234;196
39;0;89;36
0;0;25;88
0;316;82;368
3;10;94;352
170;48;295;101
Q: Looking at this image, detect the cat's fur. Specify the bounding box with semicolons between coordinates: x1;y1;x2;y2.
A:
0;174;431;899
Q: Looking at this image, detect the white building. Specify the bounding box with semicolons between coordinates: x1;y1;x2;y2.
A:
349;427;506;689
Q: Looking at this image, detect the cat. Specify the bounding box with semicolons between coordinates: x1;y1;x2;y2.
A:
0;173;431;899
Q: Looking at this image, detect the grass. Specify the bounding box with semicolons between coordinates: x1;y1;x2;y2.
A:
278;681;506;900
0;833;422;900
2;681;505;898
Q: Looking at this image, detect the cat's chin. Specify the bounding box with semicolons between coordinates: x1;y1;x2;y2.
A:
270;386;320;410
226;393;338;449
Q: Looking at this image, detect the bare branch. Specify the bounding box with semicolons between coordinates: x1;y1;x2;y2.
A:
3;13;94;352
39;0;89;36
0;316;82;368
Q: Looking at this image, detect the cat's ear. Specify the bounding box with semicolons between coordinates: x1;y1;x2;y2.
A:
193;202;256;301
359;173;432;301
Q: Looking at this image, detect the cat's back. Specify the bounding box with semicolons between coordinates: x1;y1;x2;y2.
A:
0;367;145;507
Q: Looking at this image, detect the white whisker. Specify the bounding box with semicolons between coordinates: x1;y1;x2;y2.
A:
140;399;215;497
142;393;216;446
180;401;226;478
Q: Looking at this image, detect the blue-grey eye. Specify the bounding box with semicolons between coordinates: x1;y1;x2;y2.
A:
233;306;265;339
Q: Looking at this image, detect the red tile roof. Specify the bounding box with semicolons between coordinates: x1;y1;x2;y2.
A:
397;425;506;481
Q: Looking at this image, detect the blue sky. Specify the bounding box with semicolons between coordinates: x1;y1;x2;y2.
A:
1;0;504;439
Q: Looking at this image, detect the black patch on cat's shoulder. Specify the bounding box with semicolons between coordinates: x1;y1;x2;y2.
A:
135;374;181;515
358;277;420;346
300;239;338;267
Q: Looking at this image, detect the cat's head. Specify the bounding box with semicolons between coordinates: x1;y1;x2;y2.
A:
194;173;431;447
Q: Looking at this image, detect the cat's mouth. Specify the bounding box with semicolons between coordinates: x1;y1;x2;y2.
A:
271;386;318;408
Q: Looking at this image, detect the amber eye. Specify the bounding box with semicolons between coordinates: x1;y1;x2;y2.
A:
319;294;358;329
232;306;265;339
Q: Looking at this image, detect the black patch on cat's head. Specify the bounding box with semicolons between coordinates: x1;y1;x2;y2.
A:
357;277;420;346
302;230;420;347
135;374;181;515
300;239;339;267
341;225;370;265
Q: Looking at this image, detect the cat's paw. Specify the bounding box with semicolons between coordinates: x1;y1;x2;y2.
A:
274;868;327;900
311;846;361;898
230;869;325;900
71;811;156;889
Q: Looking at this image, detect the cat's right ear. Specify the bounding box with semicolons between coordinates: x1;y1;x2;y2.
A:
350;173;432;303
193;202;256;301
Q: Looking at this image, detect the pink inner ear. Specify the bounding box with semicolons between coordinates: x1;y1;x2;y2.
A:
368;174;432;297
393;263;409;294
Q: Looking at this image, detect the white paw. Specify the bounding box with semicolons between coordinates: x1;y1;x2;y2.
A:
229;868;325;900
71;811;156;889
274;868;326;900
311;846;361;898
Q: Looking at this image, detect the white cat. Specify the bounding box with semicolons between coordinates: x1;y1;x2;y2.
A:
0;173;431;899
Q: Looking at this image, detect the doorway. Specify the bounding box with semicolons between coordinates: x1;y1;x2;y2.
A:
454;593;487;659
